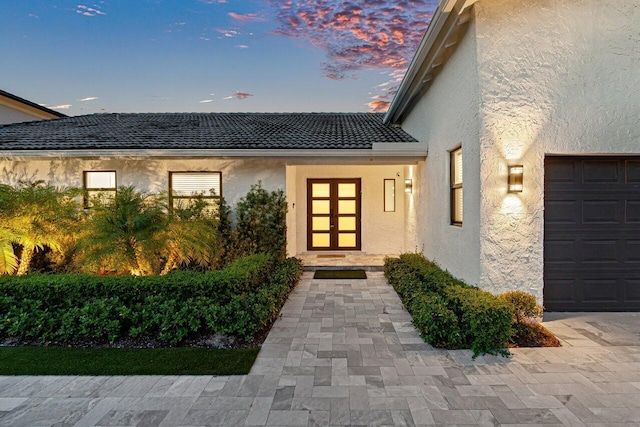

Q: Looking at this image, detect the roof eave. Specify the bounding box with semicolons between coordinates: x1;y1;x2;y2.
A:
384;0;478;125
0;144;428;160
0;89;67;120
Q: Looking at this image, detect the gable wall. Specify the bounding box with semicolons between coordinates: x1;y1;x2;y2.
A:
0;104;46;125
475;0;640;300
400;17;482;285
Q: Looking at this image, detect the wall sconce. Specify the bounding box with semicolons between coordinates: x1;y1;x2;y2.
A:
405;179;413;194
508;165;524;193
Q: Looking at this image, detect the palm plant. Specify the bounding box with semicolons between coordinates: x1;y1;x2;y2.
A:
77;186;166;276
0;181;81;275
159;196;218;275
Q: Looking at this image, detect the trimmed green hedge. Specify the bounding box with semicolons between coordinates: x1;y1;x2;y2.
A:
0;255;302;345
385;254;512;357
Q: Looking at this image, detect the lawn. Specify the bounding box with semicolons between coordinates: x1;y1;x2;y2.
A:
0;346;260;375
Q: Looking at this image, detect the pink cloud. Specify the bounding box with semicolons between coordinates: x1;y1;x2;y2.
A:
223;91;254;100
266;0;438;111
229;12;264;22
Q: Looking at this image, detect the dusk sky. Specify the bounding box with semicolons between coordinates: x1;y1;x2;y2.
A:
1;1;437;116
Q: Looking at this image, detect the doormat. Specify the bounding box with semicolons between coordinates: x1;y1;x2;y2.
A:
314;270;367;279
317;254;346;259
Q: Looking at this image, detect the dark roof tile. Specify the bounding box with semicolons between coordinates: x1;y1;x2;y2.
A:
0;112;417;151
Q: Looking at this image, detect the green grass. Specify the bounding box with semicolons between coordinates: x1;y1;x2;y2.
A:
313;269;367;279
0;347;260;375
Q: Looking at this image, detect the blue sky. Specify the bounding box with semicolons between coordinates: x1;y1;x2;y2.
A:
1;1;437;115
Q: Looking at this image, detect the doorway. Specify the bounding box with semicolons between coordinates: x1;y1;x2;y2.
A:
307;178;361;251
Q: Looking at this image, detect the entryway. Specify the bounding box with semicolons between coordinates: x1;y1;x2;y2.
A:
307;179;361;251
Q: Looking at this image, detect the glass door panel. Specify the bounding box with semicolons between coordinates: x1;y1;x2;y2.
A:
307;178;361;250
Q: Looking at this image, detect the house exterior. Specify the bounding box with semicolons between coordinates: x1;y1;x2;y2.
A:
0;89;66;125
0;113;426;258
1;0;639;312
385;0;640;311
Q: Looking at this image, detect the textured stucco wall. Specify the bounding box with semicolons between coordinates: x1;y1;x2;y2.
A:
292;165;407;254
400;18;482;286
475;0;640;301
0;104;43;125
0;157;286;211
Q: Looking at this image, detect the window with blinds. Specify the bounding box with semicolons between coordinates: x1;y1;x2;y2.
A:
83;171;116;207
450;148;463;225
169;171;222;209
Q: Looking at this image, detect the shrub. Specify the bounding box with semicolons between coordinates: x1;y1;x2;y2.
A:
499;291;543;326
0;255;302;345
385;253;513;357
232;182;287;260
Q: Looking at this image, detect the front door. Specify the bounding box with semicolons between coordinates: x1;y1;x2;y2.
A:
307;179;361;251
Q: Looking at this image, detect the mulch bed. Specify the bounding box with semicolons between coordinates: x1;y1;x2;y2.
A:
508;323;561;348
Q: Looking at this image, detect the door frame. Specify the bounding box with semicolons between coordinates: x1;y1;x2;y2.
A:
306;178;361;251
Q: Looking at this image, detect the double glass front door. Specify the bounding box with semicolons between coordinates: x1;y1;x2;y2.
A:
307;179;361;251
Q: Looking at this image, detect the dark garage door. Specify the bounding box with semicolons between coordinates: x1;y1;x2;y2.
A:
544;157;640;311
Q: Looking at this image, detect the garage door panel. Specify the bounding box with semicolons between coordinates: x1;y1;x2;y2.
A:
626;200;640;223
545;157;640;311
545;200;579;224
582;200;623;224
543;279;575;304
626;280;640;302
581;239;618;264
546;160;577;183
626;161;640;182
583;160;620;183
544;240;578;264
582;279;619;302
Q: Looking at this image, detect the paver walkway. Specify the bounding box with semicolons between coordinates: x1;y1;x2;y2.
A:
1;272;640;426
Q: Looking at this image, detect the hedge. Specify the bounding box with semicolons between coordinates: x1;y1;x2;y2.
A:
385;254;512;357
0;255;302;345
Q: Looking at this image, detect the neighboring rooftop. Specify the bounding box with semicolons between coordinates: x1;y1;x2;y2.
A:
0;112;417;151
0;89;67;124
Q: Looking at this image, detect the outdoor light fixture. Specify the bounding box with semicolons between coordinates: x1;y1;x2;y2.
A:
405;178;413;194
508;165;524;193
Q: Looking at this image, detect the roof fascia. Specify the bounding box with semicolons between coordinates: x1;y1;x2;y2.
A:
0;144;428;160
383;0;477;125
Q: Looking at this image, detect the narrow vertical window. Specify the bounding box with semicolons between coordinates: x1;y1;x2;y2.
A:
384;179;395;212
83;171;116;207
169;171;222;209
450;147;463;225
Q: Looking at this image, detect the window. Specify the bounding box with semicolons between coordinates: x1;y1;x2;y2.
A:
83;171;116;207
450;147;463;225
384;179;395;212
169;171;222;209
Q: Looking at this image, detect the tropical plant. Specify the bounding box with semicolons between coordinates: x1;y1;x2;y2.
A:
159;196;219;275
76;186;166;275
0;181;81;275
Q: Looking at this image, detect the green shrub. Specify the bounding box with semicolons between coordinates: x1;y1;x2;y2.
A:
232;182;287;260
385;253;513;357
0;255;303;345
408;293;462;348
444;286;513;357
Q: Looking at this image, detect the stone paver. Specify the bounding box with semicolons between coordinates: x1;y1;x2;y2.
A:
1;272;640;426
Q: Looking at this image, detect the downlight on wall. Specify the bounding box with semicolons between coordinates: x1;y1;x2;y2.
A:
508;165;524;193
404;178;413;194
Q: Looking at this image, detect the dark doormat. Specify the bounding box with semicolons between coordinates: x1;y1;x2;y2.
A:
313;270;367;279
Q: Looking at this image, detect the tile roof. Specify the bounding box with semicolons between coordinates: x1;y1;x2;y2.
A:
0;112;417;151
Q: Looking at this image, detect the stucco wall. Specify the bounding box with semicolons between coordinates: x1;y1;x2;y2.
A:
475;0;640;301
0;104;43;125
0;157;286;211
292;165;407;254
400;18;482;286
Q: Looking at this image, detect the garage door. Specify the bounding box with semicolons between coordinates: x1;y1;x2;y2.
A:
544;157;640;311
